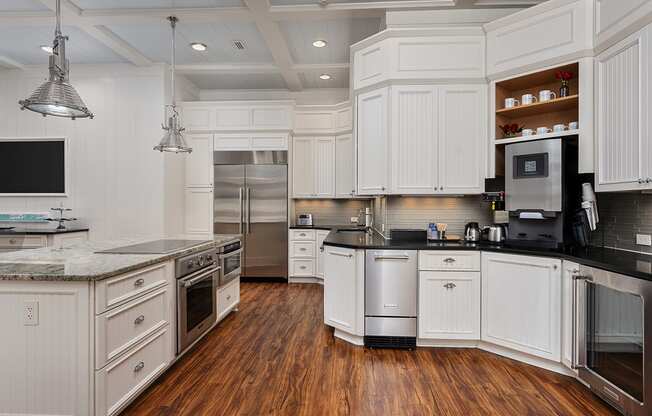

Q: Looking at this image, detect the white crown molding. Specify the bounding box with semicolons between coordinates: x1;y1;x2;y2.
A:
350;25;486;52
483;0;579;31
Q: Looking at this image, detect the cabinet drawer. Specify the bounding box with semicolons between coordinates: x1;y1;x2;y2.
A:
290;259;315;277
0;235;47;249
419;251;480;271
218;278;240;321
291;241;316;258
95;287;171;369
290;230;316;241
95;263;170;314
95;326;173;416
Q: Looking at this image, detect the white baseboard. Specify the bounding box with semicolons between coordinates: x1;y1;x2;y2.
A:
289;276;323;285
477;341;575;376
334;329;364;346
417;339;479;348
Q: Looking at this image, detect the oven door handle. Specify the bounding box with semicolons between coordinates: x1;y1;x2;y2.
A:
222;248;242;259
181;266;220;288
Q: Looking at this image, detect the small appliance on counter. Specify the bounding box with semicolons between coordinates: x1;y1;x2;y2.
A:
464;222;482;242
296;213;313;227
482;225;507;243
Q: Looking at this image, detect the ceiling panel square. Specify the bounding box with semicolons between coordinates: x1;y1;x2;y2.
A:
0;0;50;11
184;72;287;89
298;67;348;88
71;0;244;9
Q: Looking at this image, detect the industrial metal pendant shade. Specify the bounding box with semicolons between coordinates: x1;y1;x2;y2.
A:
154;16;191;154
19;0;93;120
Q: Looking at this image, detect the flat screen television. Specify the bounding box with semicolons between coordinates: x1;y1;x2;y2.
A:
0;139;67;195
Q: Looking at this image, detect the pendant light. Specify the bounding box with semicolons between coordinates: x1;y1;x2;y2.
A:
154;16;191;153
19;0;93;120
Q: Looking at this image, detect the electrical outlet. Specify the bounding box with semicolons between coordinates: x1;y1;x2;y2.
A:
350;217;358;224
24;300;39;326
636;234;652;246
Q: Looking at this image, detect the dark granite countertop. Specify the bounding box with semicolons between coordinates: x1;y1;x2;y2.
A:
290;224;365;230
323;229;652;282
0;226;89;235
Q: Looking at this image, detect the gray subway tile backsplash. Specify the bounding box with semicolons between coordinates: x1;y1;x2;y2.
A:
592;192;652;254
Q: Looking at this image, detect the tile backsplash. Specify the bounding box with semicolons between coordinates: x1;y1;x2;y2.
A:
592;192;652;254
293;199;370;225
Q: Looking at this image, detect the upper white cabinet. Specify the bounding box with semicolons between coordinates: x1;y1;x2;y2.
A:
292;137;335;198
293;102;352;135
595;24;652;191
184;134;213;188
180;102;293;132
185;188;213;236
481;252;562;362
314;137;336;198
484;0;593;79
353;40;390;90
357;87;390;195
323;246;364;337
335;134;355;198
213;133;289;151
594;0;652;51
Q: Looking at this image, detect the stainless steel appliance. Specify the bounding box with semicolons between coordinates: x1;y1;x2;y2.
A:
297;213;313;226
213;151;288;279
572;266;652;415
483;225;507;243
176;247;220;354
365;250;417;349
97;239;210;254
219;241;241;287
464;222;481;242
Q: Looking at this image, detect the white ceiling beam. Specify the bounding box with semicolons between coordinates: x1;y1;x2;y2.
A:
242;0;303;91
80;7;254;24
176;63;280;75
292;63;350;72
0;55;25;70
268;7;383;21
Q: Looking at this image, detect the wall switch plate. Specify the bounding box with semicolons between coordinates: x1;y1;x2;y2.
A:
350;217;358;224
24;300;39;326
636;234;652;246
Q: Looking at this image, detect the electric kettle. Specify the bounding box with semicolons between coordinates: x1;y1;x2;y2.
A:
464;222;482;242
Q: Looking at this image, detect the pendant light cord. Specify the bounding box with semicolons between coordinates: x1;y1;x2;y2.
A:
168;16;178;112
55;0;62;37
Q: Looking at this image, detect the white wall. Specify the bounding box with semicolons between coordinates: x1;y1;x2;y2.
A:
0;64;186;242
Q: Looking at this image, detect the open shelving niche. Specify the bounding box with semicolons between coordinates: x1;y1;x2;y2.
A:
494;62;580;176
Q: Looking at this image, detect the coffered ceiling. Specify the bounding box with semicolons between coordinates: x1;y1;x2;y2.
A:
0;0;545;91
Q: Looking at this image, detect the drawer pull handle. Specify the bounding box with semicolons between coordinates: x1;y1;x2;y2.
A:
134;278;145;287
300;248;306;251
300;266;307;270
134;361;145;373
134;315;145;325
443;258;456;263
300;233;306;237
443;283;457;289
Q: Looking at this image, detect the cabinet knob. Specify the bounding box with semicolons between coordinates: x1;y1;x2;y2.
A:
300;248;306;251
443;257;456;263
134;315;145;325
647;178;652;184
134;278;145;287
300;266;307;270
381;186;386;191
639;178;646;184
227;295;231;300
440;186;444;191
443;283;457;289
9;239;17;244
134;361;145;373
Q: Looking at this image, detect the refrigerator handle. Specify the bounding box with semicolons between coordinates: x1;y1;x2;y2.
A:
246;187;251;235
238;187;244;234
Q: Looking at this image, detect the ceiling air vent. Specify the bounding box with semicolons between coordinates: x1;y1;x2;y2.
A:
232;40;246;50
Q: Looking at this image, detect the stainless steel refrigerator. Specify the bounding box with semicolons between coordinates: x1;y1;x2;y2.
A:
213;151;288;279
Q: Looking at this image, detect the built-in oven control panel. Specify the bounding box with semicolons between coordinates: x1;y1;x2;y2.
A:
176;248;219;278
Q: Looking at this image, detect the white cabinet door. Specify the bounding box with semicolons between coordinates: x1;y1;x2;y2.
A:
481;252;562;362
357;87;389;195
562;260;580;373
324;246;361;334
390;85;438;194
335;134;355;198
419;271;480;340
180;105;214;131
594;0;652;50
314;137;336;198
184;134;213;188
596;26;651;191
353;40;390;90
184;188;213;235
315;230;330;279
292;137;316;198
438;85;485;194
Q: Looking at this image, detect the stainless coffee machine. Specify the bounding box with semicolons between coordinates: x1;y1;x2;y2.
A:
505;138;581;249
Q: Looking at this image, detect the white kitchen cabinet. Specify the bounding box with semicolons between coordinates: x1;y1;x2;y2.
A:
184;134;213;188
291;137;335;198
562;260;580;373
316;230;330;279
594;0;652;51
419;271;480;340
180;105;214;131
481;252;562;362
438;85;485;194
184;188;213;236
353;40;390;91
596;24;652;191
217;277;240;322
181;102;293;132
324;246;363;336
314;137;336;198
357;87;390;195
335;134;355;198
335;107;353;131
390;85;438;194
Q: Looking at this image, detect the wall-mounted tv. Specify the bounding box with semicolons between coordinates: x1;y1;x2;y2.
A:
0;138;67;196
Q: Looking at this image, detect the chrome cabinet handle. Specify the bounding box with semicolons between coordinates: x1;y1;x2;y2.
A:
647;178;652;184
300;247;307;251
134;315;145;325
134;361;145;373
639;178;646;184
330;251;353;258
238;187;244;234
440;186;444;190
571;272;591;369
443;257;456;263
300;266;307;270
300;233;306;237
443;283;457;289
134;278;145;287
374;255;410;261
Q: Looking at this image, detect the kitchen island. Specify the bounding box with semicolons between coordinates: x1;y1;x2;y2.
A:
0;235;239;416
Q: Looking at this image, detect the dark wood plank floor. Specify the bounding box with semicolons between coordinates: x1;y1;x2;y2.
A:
123;282;618;416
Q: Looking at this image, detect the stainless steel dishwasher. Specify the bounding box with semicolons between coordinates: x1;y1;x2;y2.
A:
365;250;417;349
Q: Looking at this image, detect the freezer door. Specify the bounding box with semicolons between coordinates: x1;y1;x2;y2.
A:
214;165;245;236
244;164;288;278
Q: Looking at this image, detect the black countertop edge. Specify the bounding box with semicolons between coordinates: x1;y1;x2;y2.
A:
0;227;90;235
290;225;365;230
323;230;652;282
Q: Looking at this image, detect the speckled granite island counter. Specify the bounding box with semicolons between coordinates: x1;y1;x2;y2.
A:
0;234;240;416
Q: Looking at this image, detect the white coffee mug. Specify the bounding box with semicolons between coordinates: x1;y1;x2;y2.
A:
504;98;520;108
522;129;535;136
522;94;537;105
537;127;552;135
553;124;567;132
569;121;579;130
539;90;557;102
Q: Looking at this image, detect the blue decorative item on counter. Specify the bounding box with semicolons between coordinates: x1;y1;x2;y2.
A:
427;223;439;241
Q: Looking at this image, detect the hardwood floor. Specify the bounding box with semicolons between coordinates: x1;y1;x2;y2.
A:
123;282;618;416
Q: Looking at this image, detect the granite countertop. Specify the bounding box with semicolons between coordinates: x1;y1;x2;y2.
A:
0;234;241;282
0;226;90;235
323;229;652;282
289;224;366;230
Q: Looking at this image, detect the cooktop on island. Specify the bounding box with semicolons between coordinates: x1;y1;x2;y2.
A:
97;239;211;254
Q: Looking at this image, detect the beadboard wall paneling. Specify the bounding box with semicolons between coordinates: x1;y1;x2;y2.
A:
293;199;371;226
592;192;652;254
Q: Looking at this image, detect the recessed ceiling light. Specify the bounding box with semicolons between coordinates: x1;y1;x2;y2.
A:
40;45;53;54
319;74;331;80
312;40;327;48
190;43;207;51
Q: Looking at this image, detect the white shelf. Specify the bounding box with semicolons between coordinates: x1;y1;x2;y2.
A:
495;129;579;145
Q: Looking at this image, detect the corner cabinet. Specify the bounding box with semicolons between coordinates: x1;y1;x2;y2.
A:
323;246;364;337
291;137;336;198
357;87;390;195
481;252;562;362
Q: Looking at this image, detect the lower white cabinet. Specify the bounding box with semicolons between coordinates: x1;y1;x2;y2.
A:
218;278;240;322
418;271;480;340
481;252;562;362
316;230;330;279
323;246;363;335
184;188;213;236
562;260;580;373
